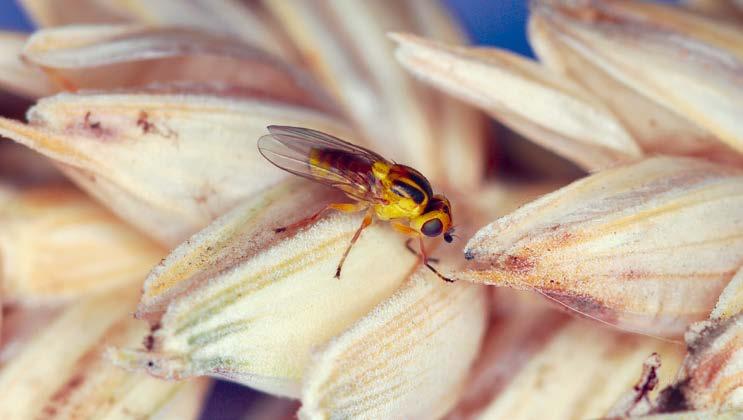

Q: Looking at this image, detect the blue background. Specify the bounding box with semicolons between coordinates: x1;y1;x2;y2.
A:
0;1;34;32
445;0;532;56
0;0;534;56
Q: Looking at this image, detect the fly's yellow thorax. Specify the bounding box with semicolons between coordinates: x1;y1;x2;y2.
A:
373;202;421;220
371;161;428;220
371;161;390;181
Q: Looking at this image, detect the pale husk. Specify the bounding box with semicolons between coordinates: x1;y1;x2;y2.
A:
446;294;683;420
609;265;743;418
300;268;487;419
265;0;485;189
711;266;743;320
0;91;352;245
0;186;163;302
462;157;743;337
528;12;743;167
0;31;55;98
112;180;420;397
477;320;682;420
0;287;209;419
21;25;331;113
392;32;641;171
533;0;743;155
17;0;291;57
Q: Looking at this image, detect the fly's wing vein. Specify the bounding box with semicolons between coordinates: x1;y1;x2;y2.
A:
267;125;386;161
258;126;385;203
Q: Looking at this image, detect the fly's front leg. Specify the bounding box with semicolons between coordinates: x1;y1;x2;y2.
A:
275;202;366;233
392;223;452;282
417;236;454;283
335;209;374;279
404;238;439;263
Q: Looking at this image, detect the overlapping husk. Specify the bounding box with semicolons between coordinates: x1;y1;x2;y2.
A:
17;0;292;57
0;90;353;245
527;9;743;167
531;0;743;156
20;25;332;113
111;180;419;396
0;287;209;419
0;31;54;99
392;32;641;171
610;268;743;418
0;185;163;302
393;0;743;171
265;0;486;190
445;291;684;419
111;179;488;417
462;157;743;338
300;268;487;419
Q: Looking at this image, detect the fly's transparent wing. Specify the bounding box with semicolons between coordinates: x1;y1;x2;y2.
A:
266;125;386;162
258;126;386;203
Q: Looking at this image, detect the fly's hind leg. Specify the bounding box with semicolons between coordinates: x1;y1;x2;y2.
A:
274;202;366;233
335;209;374;279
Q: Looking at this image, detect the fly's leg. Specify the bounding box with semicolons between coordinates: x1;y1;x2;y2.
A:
417;236;454;283
404;238;438;263
335;209;374;279
392;223;453;282
274;202;366;233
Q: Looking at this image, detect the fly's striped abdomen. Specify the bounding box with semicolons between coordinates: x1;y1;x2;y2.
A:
309;147;375;188
258;125;389;203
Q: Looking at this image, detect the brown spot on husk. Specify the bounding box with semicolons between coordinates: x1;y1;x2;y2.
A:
144;321;162;351
136;111;154;134
686;317;736;355
697;343;736;390
136;111;177;140
83;112;101;132
38;317;139;418
540;289;618;325
503;255;534;273
654;313;743;412
70;111;114;139
654;379;691;413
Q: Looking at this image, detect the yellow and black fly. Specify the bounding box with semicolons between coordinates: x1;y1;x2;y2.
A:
258;125;455;282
